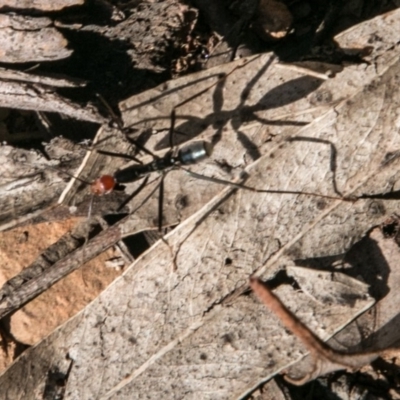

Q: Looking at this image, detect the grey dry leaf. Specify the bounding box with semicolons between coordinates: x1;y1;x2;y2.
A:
2;8;400;399
271;222;400;384
250;278;379;385
0;80;105;123
0;13;103;124
0;68;87;88
0;0;84;11
0;14;71;62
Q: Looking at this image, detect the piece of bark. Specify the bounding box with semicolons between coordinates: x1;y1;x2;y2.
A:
0;218;103;301
0;215;130;320
0;80;105;123
0;145;70;229
0;0;84;11
0;217;123;348
0;137;93;231
0;14;71;62
0;68;87;88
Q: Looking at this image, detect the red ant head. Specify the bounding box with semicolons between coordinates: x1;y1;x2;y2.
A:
91;175;116;195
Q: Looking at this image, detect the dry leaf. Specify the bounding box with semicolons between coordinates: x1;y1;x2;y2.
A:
0;0;84;11
1;9;400;398
271;220;400;383
0;14;71;62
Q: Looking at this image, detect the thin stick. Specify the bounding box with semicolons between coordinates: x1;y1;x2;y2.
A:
250;278;328;355
0;217;129;320
250;278;381;384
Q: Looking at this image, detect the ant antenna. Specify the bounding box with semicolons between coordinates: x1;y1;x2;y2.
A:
96;93;123;130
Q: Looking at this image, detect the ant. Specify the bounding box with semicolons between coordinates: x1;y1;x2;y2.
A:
90;116;213;198
91;136;213;231
78;114;348;233
57;58;352;234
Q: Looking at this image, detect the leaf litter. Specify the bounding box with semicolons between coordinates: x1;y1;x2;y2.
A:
2;8;400;399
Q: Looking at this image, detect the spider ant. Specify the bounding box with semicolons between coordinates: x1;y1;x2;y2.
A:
79;114;348;233
58;60;351;234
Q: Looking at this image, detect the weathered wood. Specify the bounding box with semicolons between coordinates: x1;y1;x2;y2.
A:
0;0;83;11
0;80;105;122
0;68;86;87
0;14;71;62
0;216;124;319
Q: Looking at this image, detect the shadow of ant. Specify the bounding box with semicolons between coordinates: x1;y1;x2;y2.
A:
124;55;325;165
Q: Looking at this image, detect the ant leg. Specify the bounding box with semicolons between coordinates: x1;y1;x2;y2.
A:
158;174;165;232
124;134;159;159
181;168;352;202
286;137;342;197
169;109;177;150
97;92;159;160
96;93;122;128
155;106;179;232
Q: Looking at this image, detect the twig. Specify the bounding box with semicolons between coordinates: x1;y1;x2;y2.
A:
0;216;129;320
250;277;382;384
